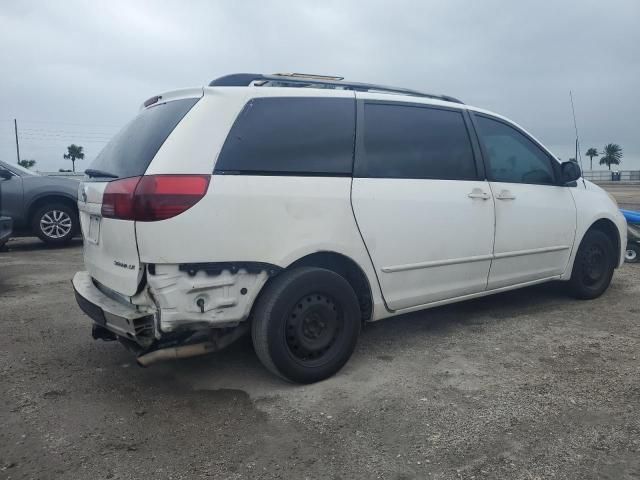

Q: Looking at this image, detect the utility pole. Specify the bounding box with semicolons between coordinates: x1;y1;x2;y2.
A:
14;118;20;163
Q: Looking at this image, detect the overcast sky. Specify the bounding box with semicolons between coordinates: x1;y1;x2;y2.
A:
1;0;639;172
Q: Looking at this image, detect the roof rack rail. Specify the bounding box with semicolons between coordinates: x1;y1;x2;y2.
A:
208;73;463;104
273;72;345;81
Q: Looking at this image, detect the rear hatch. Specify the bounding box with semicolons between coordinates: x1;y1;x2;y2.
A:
78;90;203;297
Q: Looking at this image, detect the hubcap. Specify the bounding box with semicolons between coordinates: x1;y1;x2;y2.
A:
582;244;606;285
40;210;72;239
625;249;637;261
285;293;341;364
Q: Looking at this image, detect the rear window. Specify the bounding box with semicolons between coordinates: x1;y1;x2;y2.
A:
357;103;477;180
215;97;355;175
89;98;200;179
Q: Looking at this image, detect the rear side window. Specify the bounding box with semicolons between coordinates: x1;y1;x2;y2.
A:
358;103;477;180
215;97;355;175
89;98;200;179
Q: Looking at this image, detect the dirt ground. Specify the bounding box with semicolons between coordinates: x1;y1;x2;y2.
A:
1;238;639;480
600;183;640;211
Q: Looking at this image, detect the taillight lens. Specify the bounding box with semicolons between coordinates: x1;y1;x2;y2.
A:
101;175;210;221
101;176;141;220
134;175;210;221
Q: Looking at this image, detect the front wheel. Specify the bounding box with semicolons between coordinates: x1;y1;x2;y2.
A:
251;267;361;384
568;230;616;299
32;203;78;246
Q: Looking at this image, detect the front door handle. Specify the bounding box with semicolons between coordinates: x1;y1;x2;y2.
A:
496;190;516;200
468;188;491;200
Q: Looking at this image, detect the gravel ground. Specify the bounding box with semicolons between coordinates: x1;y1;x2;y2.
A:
600;183;640;210
1;238;639;480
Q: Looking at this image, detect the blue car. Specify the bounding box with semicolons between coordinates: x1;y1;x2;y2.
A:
621;209;640;263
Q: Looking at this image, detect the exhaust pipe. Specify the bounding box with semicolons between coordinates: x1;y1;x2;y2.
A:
136;323;248;367
137;342;217;367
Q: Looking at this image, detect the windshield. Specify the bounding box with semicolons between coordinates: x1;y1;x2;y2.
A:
0;160;38;176
88;98;200;179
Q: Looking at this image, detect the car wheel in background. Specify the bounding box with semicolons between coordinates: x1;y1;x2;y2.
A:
625;244;639;263
251;267;361;384
568;229;616;299
32;203;78;246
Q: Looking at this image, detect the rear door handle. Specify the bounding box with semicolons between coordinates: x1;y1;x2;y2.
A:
496;190;516;200
468;188;491;200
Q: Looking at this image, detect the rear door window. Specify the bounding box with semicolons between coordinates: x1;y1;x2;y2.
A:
89;98;200;179
357;103;477;180
215;97;355;175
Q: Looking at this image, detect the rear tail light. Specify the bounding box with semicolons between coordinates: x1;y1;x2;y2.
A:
101;176;141;220
101;175;210;221
134;175;210;221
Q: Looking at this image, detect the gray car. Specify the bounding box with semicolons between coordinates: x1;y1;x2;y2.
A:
0;160;79;245
0;215;11;248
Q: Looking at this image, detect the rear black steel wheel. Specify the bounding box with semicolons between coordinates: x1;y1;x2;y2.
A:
568;229;616;299
285;292;342;366
251;267;361;383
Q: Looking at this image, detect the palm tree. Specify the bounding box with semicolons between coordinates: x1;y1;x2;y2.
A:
585;148;599;171
18;159;36;169
63;144;84;173
599;144;623;171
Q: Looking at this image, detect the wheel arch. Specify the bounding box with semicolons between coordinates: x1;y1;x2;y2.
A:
27;194;78;224
585;217;622;266
562;213;625;281
285;251;374;322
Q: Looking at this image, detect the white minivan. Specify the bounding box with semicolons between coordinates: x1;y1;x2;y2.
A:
73;73;627;383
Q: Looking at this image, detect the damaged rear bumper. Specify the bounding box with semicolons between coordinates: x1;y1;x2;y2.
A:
72;271;155;345
72;268;258;365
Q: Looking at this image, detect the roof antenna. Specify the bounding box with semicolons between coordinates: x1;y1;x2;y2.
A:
569;90;587;186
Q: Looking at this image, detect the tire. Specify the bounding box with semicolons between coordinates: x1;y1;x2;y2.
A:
251;267;361;384
568;229;616;299
625;244;639;263
32;202;78;246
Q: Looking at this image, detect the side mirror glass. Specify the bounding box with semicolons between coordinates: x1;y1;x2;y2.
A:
560;161;581;184
0;168;13;180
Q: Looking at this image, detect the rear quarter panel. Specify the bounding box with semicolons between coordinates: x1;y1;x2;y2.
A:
135;175;386;319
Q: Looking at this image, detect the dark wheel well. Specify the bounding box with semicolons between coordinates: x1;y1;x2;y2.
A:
586;218;620;266
28;196;78;225
287;252;373;322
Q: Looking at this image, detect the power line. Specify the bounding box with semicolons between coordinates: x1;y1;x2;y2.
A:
2;119;122;128
20;133;114;139
19;141;112;146
20;126;115;132
18;133;113;140
17;132;109;137
19;137;112;141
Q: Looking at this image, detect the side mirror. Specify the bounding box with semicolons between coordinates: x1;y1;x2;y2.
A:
0;168;13;180
560;161;581;185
